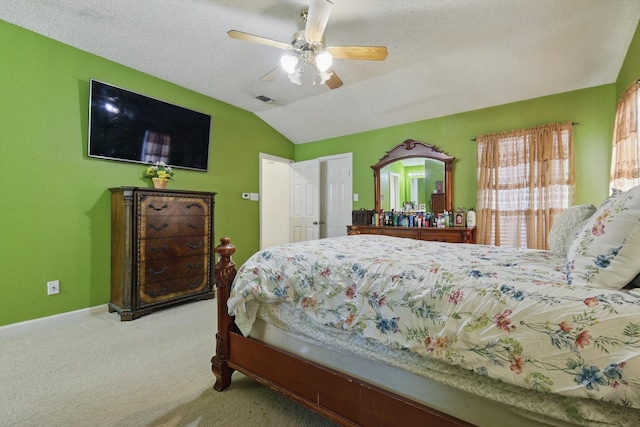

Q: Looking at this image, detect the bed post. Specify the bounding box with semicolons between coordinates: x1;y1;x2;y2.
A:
211;237;237;391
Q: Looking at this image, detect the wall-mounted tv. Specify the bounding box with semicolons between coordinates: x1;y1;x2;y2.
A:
88;79;211;171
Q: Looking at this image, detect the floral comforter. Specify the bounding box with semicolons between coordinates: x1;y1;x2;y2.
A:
228;235;640;411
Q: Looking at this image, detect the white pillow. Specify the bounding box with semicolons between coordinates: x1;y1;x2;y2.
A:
566;185;640;289
548;204;596;257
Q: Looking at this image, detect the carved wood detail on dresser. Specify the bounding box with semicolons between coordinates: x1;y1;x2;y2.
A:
109;187;216;320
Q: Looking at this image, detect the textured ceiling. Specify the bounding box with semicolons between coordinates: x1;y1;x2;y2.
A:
1;0;639;144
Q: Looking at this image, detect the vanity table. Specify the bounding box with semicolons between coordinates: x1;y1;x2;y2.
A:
347;225;475;244
349;139;475;244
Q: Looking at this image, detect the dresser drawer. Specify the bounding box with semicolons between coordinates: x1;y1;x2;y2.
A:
141;215;209;238
141;235;208;261
138;194;210;217
141;254;208;282
379;228;416;239
419;231;464;243
139;273;208;304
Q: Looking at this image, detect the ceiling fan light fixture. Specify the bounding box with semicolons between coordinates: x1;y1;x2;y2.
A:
319;70;332;85
280;54;299;74
287;70;302;85
315;50;333;72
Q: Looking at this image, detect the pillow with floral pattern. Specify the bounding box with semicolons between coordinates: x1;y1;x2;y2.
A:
566;185;640;289
548;204;596;257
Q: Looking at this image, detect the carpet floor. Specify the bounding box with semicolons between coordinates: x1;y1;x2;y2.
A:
0;299;337;427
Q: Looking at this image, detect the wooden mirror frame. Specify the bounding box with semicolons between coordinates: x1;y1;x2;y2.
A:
372;139;454;213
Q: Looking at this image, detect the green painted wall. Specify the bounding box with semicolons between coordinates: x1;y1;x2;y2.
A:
296;85;616;210
2;19;637;327
0;21;294;326
617;21;640;97
296;21;639;211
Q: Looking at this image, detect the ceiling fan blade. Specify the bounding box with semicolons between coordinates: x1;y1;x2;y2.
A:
325;71;343;89
328;46;388;61
305;0;333;42
227;30;290;50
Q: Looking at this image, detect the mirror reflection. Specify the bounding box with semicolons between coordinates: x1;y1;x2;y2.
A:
379;159;445;211
372;139;454;214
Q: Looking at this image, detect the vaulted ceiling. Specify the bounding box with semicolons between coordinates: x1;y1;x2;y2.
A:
2;1;639;144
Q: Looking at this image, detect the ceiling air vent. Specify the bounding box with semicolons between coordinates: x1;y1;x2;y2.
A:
255;95;273;103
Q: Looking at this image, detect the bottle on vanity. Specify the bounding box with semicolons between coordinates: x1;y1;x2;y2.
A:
467;208;476;227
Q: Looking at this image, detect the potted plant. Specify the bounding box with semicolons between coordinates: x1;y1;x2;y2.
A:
144;161;174;189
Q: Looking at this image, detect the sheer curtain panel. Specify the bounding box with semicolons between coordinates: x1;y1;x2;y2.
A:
476;122;575;249
610;81;639;192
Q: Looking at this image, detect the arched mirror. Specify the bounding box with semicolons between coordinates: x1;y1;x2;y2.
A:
372;139;454;213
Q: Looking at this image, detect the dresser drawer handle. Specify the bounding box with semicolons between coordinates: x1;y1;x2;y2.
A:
149;223;169;231
149;244;168;253
186;262;203;269
186;203;203;210
146;287;169;297
148;266;169;275
187;242;203;249
148;203;169;211
187;222;204;230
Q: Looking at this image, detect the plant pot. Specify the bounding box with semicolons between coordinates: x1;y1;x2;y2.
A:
152;178;169;189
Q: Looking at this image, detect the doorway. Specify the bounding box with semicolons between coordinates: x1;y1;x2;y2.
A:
260;153;352;247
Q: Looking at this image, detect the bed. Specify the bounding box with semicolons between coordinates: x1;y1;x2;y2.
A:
211;185;640;427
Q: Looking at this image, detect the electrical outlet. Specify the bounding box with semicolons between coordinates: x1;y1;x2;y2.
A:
47;280;60;295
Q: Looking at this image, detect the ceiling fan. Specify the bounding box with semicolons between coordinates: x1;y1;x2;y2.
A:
227;0;388;89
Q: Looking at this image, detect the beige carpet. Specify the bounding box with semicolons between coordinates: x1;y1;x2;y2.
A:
0;299;337;427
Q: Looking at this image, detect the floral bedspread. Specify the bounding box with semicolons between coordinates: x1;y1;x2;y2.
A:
228;235;640;410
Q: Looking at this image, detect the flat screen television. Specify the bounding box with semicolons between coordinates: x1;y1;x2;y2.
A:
88;79;211;171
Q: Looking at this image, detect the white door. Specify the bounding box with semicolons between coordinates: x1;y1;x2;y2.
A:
260;154;292;249
320;155;352;238
290;159;320;242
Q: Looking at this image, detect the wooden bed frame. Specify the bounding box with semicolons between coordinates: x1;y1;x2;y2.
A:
211;237;473;427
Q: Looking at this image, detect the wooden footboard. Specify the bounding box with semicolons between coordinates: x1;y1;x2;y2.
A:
212;237;473;427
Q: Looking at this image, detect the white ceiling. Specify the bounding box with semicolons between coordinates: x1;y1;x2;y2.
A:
1;1;639;144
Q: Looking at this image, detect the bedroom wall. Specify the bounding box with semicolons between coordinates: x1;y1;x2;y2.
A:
296;85;616;211
297;21;640;211
0;21;294;326
296;22;640;210
616;21;640;97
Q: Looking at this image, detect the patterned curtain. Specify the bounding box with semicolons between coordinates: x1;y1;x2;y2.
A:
476;122;575;249
610;82;639;192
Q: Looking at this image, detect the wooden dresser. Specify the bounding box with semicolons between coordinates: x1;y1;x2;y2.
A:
347;225;475;244
110;187;216;320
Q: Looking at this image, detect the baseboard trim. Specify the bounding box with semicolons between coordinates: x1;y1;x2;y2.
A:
0;304;110;339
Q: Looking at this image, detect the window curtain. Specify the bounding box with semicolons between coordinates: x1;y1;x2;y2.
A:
476;122;575;249
610;81;639;192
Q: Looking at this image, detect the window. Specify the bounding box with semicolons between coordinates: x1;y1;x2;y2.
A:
476;122;575;249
